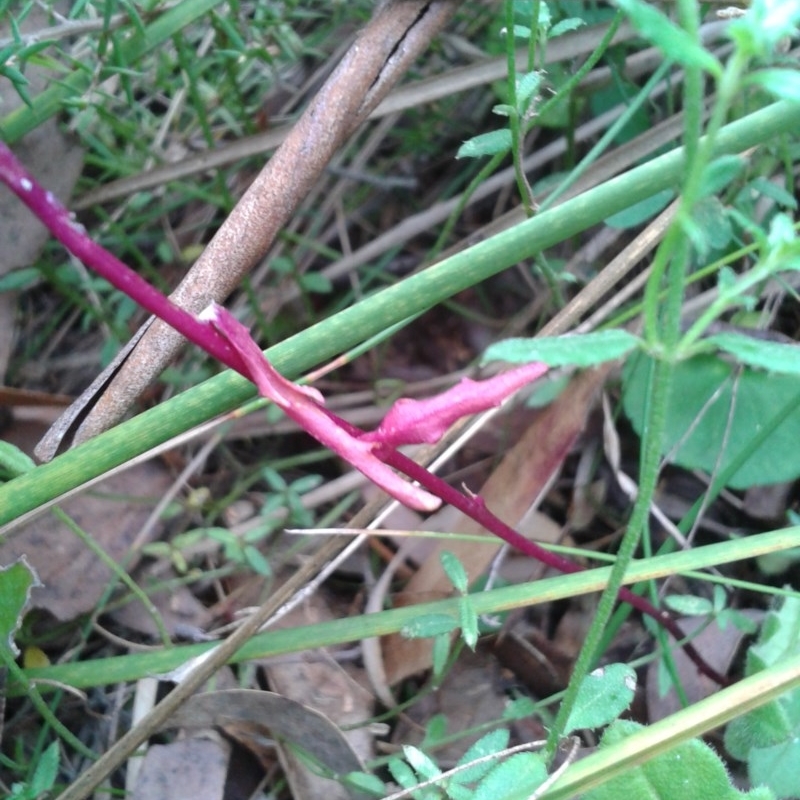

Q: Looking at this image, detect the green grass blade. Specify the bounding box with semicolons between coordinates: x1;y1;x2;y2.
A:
1;100;797;528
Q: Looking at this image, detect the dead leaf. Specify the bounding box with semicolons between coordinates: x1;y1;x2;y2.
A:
392;647;508;763
160;689;365;779
131;736;231;800
382;366;611;686
0;460;172;622
645;611;762;721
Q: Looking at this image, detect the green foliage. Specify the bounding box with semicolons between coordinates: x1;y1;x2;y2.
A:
612;0;722;78
0;441;36;482
482;330;641;368
724;597;800;799
0;558;40;659
562;664;636;734
622;352;800;488
584;720;774;800
7;741;60;800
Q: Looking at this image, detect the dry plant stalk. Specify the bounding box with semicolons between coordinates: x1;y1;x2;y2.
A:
37;0;460;459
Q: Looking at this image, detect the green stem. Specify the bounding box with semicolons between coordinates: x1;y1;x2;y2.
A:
1;101;797;529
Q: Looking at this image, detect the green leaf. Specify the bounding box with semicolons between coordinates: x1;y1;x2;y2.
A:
563;663;636;734
441;550;469;593
745;177;798;211
699;155;745;197
749;738;800;798
29;741;60;797
0;441;36;480
747;68;800;102
402;613;458;639
482;330;641;368
453;730;510;784
664;594;714;616
516;70;542;108
614;0;722;77
456;129;512;159
473;753;547;800
343;771;386;797
622;353;800;488
585;720;772;799
605;189;674;229
706;332;800;375
404;745;442;781
688;196;734;252
550;17;585;38
459;596;479;649
0;558;41;658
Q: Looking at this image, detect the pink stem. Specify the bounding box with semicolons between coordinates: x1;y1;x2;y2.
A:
0;143;249;377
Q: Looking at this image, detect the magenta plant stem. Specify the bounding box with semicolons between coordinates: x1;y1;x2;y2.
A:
380;445;728;686
0;143;249;377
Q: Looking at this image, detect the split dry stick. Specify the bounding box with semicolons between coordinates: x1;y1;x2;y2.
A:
39;0;459;458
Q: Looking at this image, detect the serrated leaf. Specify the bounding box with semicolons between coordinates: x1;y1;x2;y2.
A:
586;720;769;799
404;745;442;781
563;663;636;734
482;330;641;368
29;742;61;797
453;729;511;785
388;756;419;790
614;0;722;77
441;550;469;593
516;70;542;107
0;557;41;658
432;632;451;680
456;129;512;159
402;613;458;639
706;332;800;375
473;753;547;800
550;17;585;37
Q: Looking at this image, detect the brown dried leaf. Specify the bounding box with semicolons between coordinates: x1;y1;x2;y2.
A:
160;689;364;779
0;460;171;621
131;737;231;800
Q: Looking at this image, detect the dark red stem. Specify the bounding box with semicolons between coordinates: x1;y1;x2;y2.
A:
0;143;249;377
381;446;728;685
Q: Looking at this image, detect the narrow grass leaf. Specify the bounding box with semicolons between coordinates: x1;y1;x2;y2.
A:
401;613;458;639
482;330;641;367
0;441;36;479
